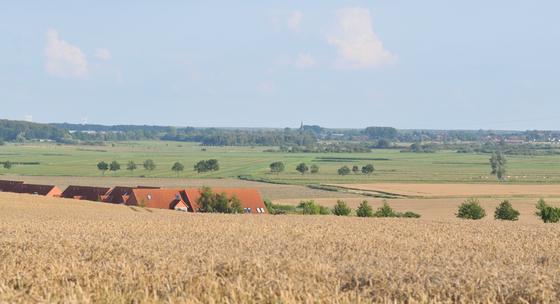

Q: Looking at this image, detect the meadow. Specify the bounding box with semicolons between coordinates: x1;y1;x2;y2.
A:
1;192;559;303
2;141;560;184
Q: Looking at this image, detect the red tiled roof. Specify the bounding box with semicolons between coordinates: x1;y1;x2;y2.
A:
61;186;112;202
127;188;189;210
184;188;267;214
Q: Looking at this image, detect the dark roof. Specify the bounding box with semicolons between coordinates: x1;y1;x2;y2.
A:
61;185;112;201
18;184;61;196
103;186;134;204
0;180;24;192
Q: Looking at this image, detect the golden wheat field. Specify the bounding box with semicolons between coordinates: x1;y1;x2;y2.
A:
1;192;560;303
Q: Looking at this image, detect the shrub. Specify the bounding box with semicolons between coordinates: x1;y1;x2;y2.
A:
310;164;319;174
494;200;519;221
356;200;373;217
374;201;397;217
319;205;331;215
399;211;421;218
338;166;351;176
299;200;320;215
456;198;486;220
332;200;352;216
264;200;298;215
536;199;560;223
197;187;243;214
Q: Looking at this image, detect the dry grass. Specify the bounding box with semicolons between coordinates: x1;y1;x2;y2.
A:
330;183;560;198
1;192;560;303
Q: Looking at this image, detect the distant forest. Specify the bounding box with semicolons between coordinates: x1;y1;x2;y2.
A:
1;120;559;150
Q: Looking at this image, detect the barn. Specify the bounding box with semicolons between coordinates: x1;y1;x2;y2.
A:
126;188;189;211
17;184;62;197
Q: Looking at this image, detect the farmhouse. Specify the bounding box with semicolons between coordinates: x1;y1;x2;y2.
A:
126;188;189;211
61;186;112;202
184;188;267;214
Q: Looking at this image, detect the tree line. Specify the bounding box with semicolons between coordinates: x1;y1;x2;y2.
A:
95;159;220;176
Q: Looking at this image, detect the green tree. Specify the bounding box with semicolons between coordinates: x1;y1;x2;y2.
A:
310;164;319;174
196;187;244;214
456;198;486;219
143;159;156;171
197;186;214;212
356;200;373;217
352;165;360;174
296;163;309;175
3;160;13;170
332;200;352;216
361;164;375;175
269;161;285;174
338;165;351;176
494;200;520;221
97;161;108;176
374;201;397;217
109;161;121;174
535;199;560;223
299;200;320;214
490;151;507;181
207;159;220;171
171;162;185;176
126;161;137;175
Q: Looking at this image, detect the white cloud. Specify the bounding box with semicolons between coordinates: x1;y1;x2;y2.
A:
287;10;303;32
295;53;317;69
327;7;395;69
94;48;111;61
45;29;88;78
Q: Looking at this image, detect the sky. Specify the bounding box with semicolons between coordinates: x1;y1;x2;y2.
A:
1;1;560;130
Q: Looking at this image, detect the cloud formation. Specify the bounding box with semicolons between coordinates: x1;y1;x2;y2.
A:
295;53;317;69
94;48;111;61
45;29;88;78
287;10;303;32
327;8;394;69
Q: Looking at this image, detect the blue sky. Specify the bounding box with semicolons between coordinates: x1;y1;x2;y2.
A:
1;1;559;130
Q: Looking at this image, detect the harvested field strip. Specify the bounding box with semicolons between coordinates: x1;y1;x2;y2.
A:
1;193;559;303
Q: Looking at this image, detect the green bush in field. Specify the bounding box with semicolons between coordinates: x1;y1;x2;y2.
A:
535;199;560;223
332;200;352;216
264;199;297;215
319;205;331;215
338;165;351;176
457;198;486;220
494;200;519;221
399;211;421;218
356;200;373;217
374;201;397;217
298;200;329;215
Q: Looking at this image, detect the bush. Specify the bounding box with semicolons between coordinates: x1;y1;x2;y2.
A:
197;187;243;214
298;200;330;215
494;200;519;221
536;199;560;223
374;201;397;217
456;198;486;220
319;205;331;215
332;200;352;216
337;166;351;176
356;200;373;217
398;211;421;218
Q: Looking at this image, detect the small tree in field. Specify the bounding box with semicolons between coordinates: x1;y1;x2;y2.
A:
356;200;373;217
332;200;352;216
362;164;375;175
490;151;507;181
126;161;137;174
3;160;13;170
338;165;351;176
310;164;319;174
296;163;309;175
171;162;185;176
457;198;486;219
269;161;285;174
352;165;360;174
374;201;397;217
97;161;108;176
143;159;156;171
109;161;121;174
494;200;520;221
535;198;560;223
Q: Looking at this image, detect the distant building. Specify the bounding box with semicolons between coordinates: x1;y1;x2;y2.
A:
126;188;189;211
61;186;112;201
184;188;267;214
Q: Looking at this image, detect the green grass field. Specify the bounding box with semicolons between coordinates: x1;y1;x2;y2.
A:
1;141;560;184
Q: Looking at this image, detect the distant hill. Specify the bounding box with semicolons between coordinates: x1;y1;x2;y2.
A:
0;119;68;142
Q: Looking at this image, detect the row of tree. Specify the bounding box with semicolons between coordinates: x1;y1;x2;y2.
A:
95;159;219;176
269;161;375;176
455;197;560;223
